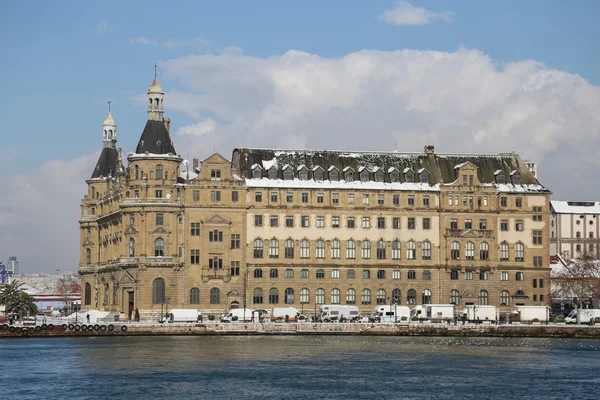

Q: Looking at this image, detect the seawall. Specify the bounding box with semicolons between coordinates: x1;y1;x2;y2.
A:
2;322;600;339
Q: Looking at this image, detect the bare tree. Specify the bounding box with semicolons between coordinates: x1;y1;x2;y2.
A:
57;275;81;312
552;252;600;324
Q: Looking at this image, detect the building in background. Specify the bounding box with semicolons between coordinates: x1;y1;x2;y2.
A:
8;256;19;275
550;201;600;259
79;77;552;321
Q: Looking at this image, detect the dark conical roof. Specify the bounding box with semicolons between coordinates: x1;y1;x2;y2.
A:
91;147;118;179
135;120;177;155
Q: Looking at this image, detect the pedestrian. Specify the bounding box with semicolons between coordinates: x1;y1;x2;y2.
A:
86;313;90;323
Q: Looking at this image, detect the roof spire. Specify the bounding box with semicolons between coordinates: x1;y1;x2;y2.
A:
154;62;157;79
108;100;112;113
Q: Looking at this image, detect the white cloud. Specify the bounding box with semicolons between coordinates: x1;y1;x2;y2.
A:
129;37;158;46
378;1;454;26
0;146;19;160
129;37;210;49
176;118;218;136
91;22;119;33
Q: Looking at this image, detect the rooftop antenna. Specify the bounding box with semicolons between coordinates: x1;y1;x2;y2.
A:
107;100;112;113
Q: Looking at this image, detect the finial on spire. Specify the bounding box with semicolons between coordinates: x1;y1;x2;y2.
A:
108;100;112;113
154;62;157;79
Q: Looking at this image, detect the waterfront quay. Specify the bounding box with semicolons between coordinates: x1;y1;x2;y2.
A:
2;322;600;339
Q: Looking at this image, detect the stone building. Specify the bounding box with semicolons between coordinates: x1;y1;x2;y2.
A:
79;78;552;321
550;201;600;259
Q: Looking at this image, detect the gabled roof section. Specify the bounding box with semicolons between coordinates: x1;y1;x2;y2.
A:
91;147;118;179
135;120;177;155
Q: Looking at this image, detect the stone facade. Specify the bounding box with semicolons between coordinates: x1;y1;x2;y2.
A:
79;79;552;321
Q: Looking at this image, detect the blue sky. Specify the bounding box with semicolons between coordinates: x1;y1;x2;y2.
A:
1;1;600;273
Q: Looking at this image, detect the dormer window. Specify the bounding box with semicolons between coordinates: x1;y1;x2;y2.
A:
298;166;309;181
268;167;277;180
495;170;505;184
344;168;354;182
374;169;384;182
511;171;521;185
404;169;414;183
252;165;263;179
313;167;324;181
359;167;369;182
283;166;294;180
329;167;339;181
419;169;429;184
389;169;399;183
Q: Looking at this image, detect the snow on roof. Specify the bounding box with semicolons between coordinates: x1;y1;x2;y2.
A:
179;170;199;180
358;166;366;172
510;170;519;176
551;201;600;215
262;159;277;170
251;163;262;170
328;166;339;172
342;166;353;172
232;173;243;181
454;162;470;169
418;168;427;174
127;152;181;159
403;167;412;173
246;178;440;191
312;165;323;171
282;164;292;170
494;170;503;175
495;184;547;193
371;166;380;172
297;164;307;171
388;167;398;173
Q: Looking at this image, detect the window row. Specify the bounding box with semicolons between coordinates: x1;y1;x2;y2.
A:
254;214;432;230
251;288;431;305
133;164;168;181
449;241;526;262
253;238;432;260
152;279;222;304
252;268;432;280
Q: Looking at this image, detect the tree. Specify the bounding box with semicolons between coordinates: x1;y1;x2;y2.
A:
0;280;38;318
552;252;600;324
57;275;81;310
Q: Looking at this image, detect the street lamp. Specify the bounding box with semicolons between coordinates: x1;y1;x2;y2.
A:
393;299;398;323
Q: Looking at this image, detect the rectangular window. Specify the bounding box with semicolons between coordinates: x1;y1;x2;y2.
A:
129;215;134;226
533;294;538;302
477;197;482;207
231;191;238;202
231;234;240;249
208;257;223;269
533;230;542;245
377;217;385;229
155;190;162;198
418;217;429;230
378;194;384;205
449;196;453;206
191;222;200;236
393;195;400;206
463;196;467;206
209;230;223;242
210;169;221;180
270;215;279;227
362;194;370;205
301;216;309;228
255;192;262;202
211;191;221;201
317;193;324;203
393;218;400;229
362;217;370;228
479;219;487;230
347;217;355;229
190;249;200;264
463;175;468;186
193;190;200;201
540;279;544;288
302;192;309;203
469;196;473;207
423;195;430;207
255;215;263;227
271;192;278;202
331;269;340;279
362;270;370;279
286;216;294;228
316;216;325;228
156;213;164;225
408;218;415;229
332;216;340;228
501;220;508;231
465;219;472;230
392;270;401;280
500;197;507;207
469;175;474;186
230;261;240;276
134;190;139;199
332;193;339;204
408;195;414;206
515;220;523;231
450;219;458;230
465;271;473;280
348;193;354;204
287;192;293;203
450;271;458;280
516;197;522;208
533;279;537;288
484;196;488;206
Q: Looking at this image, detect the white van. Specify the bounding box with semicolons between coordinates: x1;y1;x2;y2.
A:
166;309;201;323
220;308;254;323
319;305;360;322
374;305;411;323
565;309;600;325
270;307;309;322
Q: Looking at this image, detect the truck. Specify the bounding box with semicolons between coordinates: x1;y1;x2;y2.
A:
460;305;498;323
165;309;201;323
513;306;549;323
374;305;411;323
270;307;309;322
565;309;600;325
220;308;254;323
319;305;360;322
410;304;455;322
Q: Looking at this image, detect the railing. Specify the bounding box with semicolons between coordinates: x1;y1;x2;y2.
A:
147;256;175;265
201;267;231;282
446;229;494;238
123;198;178;204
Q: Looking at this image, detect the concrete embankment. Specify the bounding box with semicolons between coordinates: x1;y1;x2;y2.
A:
2;322;600;338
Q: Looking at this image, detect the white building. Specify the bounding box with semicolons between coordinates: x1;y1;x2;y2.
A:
550;201;600;259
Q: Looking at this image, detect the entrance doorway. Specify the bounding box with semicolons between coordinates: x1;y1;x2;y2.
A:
128;291;134;320
230;301;240;309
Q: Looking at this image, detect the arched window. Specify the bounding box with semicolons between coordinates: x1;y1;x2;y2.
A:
465;242;475;260
269;239;279;258
300;288;309;304
285;288;294;304
451;241;460;260
345;288;356;305
478;290;489;305
516;272;524;281
253;239;263;258
392;289;401;304
129;239;135;257
285;269;294;278
156;165;163;180
408;270;416;279
346;240;356;259
331;288;340;304
515;242;524;261
377;240;386;259
190;288;200;304
152;278;165;304
269;288;279;304
500;242;509;261
154;238;165;257
301;239;310;258
316;239;325;258
85;248;91;264
422;241;431;260
253;288;263;304
392;240;401;260
422;289;432;305
254;268;263;278
377;289;386;305
500;290;510;306
361;289;371;305
361;240;371;259
450;289;459;305
210;288;220;304
270;269;278;278
135;165;139;180
84;282;91;305
331;239;341;259
407;241;416;260
407;289;416;305
480;242;489;260
285;239;294;258
316;288;325;304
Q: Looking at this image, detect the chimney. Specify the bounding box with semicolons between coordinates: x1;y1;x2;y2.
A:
424;145;435;158
163;117;171;134
193;158;199;172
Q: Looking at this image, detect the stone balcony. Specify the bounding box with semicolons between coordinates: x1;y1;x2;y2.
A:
445;229;494;238
201;267;231;283
123;198;179;205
